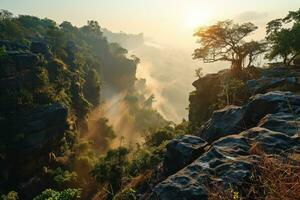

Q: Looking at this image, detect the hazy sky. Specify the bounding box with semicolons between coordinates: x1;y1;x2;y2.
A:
1;0;300;47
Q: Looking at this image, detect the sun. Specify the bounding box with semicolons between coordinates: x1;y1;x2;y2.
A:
185;10;211;30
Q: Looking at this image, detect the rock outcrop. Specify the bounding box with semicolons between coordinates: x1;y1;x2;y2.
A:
246;76;300;94
258;113;300;136
153;127;300;200
30;41;52;59
199;105;245;143
200;91;300;143
152;91;300;200
188;72;224;131
246;65;300;94
0;103;68;189
163;135;208;175
189;66;300;133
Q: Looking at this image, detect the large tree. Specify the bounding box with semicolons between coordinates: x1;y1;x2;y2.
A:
266;9;300;65
193;20;266;74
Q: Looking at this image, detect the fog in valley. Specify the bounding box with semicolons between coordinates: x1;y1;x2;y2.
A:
103;30;228;122
1;0;300;199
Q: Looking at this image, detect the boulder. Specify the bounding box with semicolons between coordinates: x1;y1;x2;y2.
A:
200;91;300;144
152;127;300;200
258;113;300;136
200;105;245;143
164;135;208;175
246;77;300;94
246;65;300;94
260;66;290;77
243;91;300;126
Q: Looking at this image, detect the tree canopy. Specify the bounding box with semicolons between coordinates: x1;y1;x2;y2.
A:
266;8;300;65
193;20;266;74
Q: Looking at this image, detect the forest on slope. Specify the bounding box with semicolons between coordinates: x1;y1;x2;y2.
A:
0;6;300;200
0;10;171;200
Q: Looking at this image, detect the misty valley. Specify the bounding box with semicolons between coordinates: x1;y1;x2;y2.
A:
0;3;300;200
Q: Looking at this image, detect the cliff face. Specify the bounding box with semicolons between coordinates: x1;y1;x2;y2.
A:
1;104;68;189
188;66;300;132
0;43;69;196
153;91;300;199
151;66;300;199
188;72;223;131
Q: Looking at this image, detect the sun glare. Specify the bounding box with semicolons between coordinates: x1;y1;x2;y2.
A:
185;10;211;30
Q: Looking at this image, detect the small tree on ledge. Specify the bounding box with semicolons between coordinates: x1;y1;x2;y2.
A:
193;20;266;76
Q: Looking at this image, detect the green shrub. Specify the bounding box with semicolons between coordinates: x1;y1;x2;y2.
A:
33;189;81;200
91;147;130;194
216;78;246;108
60;131;78;154
88;117;116;151
1;191;18;200
129;148;153;176
145;129;174;147
71;139;98;180
47;167;78;186
129;144;166;176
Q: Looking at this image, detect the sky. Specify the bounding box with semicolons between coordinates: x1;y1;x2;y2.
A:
1;0;300;48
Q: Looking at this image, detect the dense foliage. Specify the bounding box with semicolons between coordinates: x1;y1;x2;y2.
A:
90;121;188;199
1;6;299;200
193;20;267;74
0;9;167;199
266;8;300;65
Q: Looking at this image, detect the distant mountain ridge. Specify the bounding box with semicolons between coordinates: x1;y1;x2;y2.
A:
102;28;144;50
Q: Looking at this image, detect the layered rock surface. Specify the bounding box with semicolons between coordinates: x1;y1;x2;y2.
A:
188;72;224;131
0;103;68;187
200;91;300;143
152;91;300;200
189;66;300;132
246;66;300;94
163;135;208;175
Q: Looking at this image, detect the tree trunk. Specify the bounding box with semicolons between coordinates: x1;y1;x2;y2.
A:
247;53;253;68
231;59;243;77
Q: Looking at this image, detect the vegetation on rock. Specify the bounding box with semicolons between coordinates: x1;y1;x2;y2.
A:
0;6;300;200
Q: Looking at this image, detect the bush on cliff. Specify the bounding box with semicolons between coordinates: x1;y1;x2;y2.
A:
33;188;81;200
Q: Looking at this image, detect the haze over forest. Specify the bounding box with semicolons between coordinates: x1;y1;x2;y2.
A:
1;1;300;199
2;0;299;121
